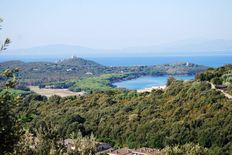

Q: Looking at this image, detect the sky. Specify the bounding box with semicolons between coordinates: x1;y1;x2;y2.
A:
0;0;232;50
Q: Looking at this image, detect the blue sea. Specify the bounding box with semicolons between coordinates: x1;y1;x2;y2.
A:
89;56;232;68
113;75;194;90
1;55;232;68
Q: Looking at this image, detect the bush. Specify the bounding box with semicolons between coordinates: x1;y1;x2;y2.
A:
211;77;222;85
48;95;61;104
167;77;176;86
69;86;82;92
160;143;209;155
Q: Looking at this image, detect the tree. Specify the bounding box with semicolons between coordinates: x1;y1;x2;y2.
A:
0;18;22;154
38;84;46;89
35;121;65;155
160;143;209;155
228;84;232;95
69;131;96;155
0;90;21;154
166;76;176;86
211;77;222;85
13;130;35;154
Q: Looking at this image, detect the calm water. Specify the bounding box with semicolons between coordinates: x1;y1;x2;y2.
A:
113;75;194;90
1;55;232;68
89;56;232;67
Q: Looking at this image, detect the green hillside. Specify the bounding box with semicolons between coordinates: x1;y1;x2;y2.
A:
196;64;232;95
16;65;232;154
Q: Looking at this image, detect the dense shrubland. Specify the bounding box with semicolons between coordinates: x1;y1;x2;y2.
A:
196;64;232;94
13;67;232;154
1;62;231;154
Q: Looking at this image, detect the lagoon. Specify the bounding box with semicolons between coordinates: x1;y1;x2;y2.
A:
113;75;194;90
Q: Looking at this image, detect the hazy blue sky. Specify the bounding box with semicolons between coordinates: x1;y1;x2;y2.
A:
1;0;232;49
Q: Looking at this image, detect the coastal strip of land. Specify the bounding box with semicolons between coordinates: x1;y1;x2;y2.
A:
137;85;166;93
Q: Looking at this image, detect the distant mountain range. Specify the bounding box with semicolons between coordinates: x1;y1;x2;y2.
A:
1;39;232;61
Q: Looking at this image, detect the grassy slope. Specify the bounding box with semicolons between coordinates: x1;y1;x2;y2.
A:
73;74;115;91
48;73;129;92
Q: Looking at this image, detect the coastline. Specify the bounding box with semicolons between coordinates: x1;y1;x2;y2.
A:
137;85;166;93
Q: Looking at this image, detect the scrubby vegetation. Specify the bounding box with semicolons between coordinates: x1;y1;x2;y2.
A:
160;143;209;155
0;18;231;153
196;64;232;95
1;58;231;154
11;66;232;154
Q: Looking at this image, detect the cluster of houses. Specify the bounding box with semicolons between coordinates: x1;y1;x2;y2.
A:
64;141;161;155
62;138;160;155
105;147;160;155
26;129;160;155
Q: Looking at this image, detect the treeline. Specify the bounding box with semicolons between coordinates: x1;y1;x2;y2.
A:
15;67;232;154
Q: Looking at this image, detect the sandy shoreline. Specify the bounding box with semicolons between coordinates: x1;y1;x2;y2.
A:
137;85;166;93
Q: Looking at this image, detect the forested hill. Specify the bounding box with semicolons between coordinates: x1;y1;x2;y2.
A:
0;57;208;85
57;56;104;67
16;65;232;154
196;64;232;95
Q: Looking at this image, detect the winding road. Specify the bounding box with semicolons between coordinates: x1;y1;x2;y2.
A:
210;83;232;99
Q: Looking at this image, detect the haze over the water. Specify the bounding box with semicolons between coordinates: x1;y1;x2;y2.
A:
0;0;232;56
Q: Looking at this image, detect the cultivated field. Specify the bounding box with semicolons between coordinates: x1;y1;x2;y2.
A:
29;86;85;97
